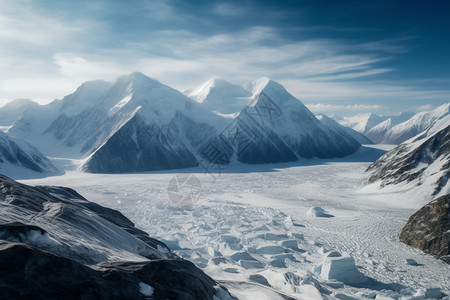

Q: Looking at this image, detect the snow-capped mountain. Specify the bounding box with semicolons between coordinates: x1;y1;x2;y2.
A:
0;99;39;127
316;114;373;144
365;112;415;144
0;175;234;299
186;77;252;115
367;113;450;197
380;104;450;144
201;78;361;164
339;113;388;134
4;72;362;173
0;131;58;178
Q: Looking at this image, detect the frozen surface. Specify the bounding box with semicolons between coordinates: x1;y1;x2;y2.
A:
22;146;450;299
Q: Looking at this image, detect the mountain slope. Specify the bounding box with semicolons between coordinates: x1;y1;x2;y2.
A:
365;112;415;144
7;73;363;173
340;113;388;134
0;131;58;178
316;114;373;144
187;77;252;115
380;104;450;144
0;175;235;299
204;78;361;164
0;99;40;127
367;114;450;197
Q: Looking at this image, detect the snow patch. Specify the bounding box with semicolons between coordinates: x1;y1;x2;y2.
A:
139;282;154;297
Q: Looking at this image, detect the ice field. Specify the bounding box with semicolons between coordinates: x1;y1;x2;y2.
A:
23;145;450;299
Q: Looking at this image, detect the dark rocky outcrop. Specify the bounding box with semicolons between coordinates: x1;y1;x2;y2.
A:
0;175;234;299
400;194;450;263
367;121;450;195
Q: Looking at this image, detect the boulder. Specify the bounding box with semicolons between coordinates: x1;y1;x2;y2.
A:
400;194;450;263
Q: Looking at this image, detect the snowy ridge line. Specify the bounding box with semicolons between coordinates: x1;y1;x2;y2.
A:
2;72;361;175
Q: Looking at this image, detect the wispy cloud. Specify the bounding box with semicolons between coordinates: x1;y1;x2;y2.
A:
0;0;448;116
415;104;434;111
307;103;385;112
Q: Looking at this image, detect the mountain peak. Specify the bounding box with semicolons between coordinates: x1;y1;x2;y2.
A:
188;77;235;103
117;72;161;89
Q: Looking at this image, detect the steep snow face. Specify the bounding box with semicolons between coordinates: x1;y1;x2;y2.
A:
381;104;450;144
7;73;365;174
0;132;58;178
60;80;112;117
365;112;415;144
316;114;373;144
340;113;388;134
0;99;40;127
205;78;361;164
83;112;199;173
367;114;450;197
187;77;252;115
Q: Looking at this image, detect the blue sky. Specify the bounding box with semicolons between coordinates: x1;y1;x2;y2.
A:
0;0;449;115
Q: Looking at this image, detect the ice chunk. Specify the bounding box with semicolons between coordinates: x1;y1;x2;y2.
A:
249;274;270;286
405;258;419;266
230;251;257;262
240;260;265;269
307;206;334;218
255;246;285;255
320;254;367;284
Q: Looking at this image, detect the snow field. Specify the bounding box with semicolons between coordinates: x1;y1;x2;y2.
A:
22;158;450;299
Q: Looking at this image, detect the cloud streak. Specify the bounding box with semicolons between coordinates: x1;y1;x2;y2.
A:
0;0;448;116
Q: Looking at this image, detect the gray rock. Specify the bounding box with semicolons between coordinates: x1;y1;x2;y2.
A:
0;175;235;299
400;194;450;263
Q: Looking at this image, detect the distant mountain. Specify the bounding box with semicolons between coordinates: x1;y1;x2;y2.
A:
4;73;362;173
0;131;58;178
316;114;373;144
365;112;415;144
0;175;234;299
339;113;388;134
380;104;450;144
0;99;39;127
186;77;251;115
367;113;450;197
200;78;361;164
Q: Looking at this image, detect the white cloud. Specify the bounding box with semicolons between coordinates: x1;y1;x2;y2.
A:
306;103;385;112
415;104;434;111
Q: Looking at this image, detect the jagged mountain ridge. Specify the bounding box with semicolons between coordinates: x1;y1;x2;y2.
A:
367;114;450;196
3;72;361;173
316;114;373;144
365;112;415;144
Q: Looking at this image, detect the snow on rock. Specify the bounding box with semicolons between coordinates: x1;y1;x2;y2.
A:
381;103;450;144
0;175;235;299
367;114;450;198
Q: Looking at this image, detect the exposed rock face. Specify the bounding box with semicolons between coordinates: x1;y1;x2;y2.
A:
400;194;450;263
367;115;450;196
0;175;234;299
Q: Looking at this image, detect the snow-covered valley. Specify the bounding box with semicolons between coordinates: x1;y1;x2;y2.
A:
22;145;450;299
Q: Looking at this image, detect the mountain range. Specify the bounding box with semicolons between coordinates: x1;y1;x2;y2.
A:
0;72;362;174
367;113;450;197
337;105;449;144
